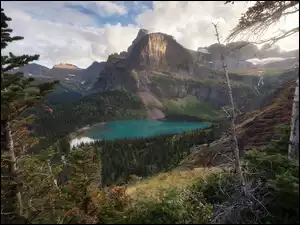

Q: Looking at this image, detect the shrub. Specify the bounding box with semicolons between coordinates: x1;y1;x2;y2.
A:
124;188;212;224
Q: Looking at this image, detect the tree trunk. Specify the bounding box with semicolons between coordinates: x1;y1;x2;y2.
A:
1;120;25;224
97;153;103;189
212;23;246;191
288;77;299;160
223;60;246;191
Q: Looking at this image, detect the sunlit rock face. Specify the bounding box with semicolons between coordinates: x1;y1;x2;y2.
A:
53;63;80;70
127;32;193;71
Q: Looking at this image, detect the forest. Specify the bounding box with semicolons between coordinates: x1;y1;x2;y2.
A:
1;1;299;224
94;128;214;185
28;89;147;151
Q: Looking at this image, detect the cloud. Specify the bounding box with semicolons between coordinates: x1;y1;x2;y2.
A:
65;1;128;18
247;57;297;65
93;1;127;15
2;1;298;68
2;2;139;68
136;1;299;51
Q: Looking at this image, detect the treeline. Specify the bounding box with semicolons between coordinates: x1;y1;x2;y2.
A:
30;89;147;150
17;125;299;224
80;128;215;186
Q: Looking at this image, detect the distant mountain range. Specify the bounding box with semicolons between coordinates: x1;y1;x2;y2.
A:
91;29;298;119
13;61;106;93
13;29;298;119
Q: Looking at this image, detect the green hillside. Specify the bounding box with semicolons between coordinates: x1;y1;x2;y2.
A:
163;95;224;122
31;89;147;150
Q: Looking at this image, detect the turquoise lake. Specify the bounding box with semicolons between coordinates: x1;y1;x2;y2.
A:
87;120;209;140
70;120;210;147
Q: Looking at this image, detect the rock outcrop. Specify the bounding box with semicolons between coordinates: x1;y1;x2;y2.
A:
127;29;149;55
127;32;194;72
53;63;81;70
93;29;298;119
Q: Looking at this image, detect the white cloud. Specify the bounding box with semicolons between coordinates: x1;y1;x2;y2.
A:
2;4;138;68
93;1;127;15
136;1;299;51
1;1;298;68
2;1;95;26
247;57;297;65
68;1;128;17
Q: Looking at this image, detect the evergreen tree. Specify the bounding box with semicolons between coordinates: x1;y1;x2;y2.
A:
1;8;58;223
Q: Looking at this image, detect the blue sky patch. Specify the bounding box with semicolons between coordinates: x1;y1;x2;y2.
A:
64;1;154;27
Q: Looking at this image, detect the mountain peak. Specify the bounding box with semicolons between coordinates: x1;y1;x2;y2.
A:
127;28;149;55
127;32;193;70
137;28;149;36
53;63;80;70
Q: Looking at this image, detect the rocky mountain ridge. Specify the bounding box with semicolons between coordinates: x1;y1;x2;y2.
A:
13;61;106;93
179;78;296;169
11;29;298;120
92;29;298;119
53;63;81;70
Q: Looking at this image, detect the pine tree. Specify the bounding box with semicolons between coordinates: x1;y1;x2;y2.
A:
1;8;58;223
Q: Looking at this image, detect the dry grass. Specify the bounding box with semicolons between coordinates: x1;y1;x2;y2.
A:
125;166;221;199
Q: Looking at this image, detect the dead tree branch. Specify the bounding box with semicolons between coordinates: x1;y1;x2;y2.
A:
213;22;246;193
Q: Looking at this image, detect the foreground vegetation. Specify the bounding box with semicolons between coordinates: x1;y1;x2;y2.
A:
95;128;214;186
2;2;299;223
17;125;298;224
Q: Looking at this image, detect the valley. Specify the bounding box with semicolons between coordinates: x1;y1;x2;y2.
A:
2;2;299;223
16;29;298;151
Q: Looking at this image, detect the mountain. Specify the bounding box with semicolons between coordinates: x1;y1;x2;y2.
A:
53;63;81;70
45;64;82;80
75;61;106;90
13;61;106;93
179;78;296;169
257;44;299;58
262;57;298;70
196;42;298;70
93;29;298;120
12;63;50;77
12;29;298;123
127;32;194;71
127;28;149;56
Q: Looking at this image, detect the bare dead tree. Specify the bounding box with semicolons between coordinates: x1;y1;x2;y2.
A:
288;76;299;160
226;1;299;46
212;23;246;193
226;1;299;161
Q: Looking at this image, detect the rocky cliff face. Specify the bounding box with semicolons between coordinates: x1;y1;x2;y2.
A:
149;73;293;113
53;63;80;70
93;29;298;119
127;32;194;73
127;28;149;55
93;30;208;91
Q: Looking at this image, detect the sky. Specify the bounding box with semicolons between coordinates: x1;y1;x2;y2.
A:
2;1;299;68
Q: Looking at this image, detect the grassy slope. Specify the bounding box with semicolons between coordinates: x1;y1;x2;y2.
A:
163;95;224;122
122;78;296;202
178;79;296;169
125;166;222;199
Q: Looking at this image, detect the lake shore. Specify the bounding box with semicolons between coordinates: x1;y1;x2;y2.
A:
69;122;107;139
69;118;216;148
